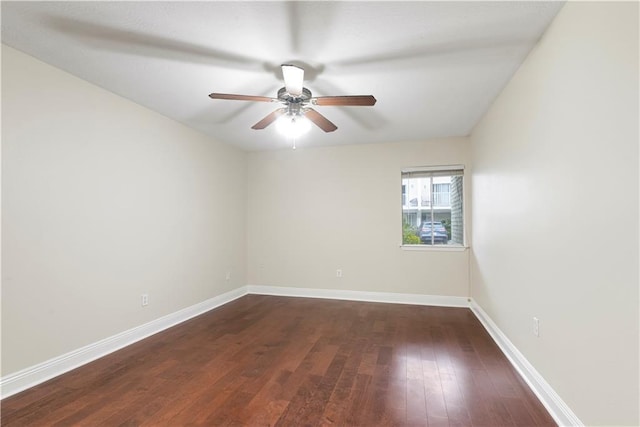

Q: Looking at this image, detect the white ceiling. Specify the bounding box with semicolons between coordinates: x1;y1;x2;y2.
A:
1;1;564;151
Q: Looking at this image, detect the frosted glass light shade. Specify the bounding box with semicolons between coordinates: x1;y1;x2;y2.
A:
276;115;311;138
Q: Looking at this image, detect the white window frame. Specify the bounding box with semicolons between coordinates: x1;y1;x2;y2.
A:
400;165;467;251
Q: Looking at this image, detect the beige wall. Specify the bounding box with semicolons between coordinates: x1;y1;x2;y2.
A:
470;2;639;426
247;139;470;296
1;46;247;375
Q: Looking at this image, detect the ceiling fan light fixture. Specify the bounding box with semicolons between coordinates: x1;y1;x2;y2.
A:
276;114;311;138
209;64;374;135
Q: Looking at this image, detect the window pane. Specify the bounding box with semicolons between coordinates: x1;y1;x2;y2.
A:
401;170;463;246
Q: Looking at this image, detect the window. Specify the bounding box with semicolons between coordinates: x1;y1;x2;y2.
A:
401;166;464;246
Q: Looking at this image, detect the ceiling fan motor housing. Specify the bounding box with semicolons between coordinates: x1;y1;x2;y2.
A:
278;87;312;116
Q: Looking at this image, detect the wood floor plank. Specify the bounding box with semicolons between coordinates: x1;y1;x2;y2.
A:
1;295;556;426
320;341;364;424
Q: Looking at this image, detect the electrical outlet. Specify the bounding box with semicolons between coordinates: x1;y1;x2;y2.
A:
226;271;231;281
141;294;149;307
533;317;539;337
336;269;342;278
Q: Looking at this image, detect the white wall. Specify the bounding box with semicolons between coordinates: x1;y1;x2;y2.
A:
470;3;639;426
1;46;247;375
247;139;470;296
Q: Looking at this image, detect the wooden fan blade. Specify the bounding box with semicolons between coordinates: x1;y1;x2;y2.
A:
304;108;337;132
251;108;285;130
209;93;275;102
313;95;377;106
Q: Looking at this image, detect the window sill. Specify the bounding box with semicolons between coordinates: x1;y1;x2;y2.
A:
400;244;468;252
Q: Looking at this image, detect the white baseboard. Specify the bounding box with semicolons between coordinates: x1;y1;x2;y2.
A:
246;284;469;307
469;299;583;427
0;286;249;399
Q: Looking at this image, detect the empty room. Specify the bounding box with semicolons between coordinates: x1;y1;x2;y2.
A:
1;1;638;426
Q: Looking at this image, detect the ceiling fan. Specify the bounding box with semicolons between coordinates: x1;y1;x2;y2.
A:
209;64;376;133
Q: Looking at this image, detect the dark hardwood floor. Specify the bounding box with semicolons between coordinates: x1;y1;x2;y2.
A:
1;295;556;426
